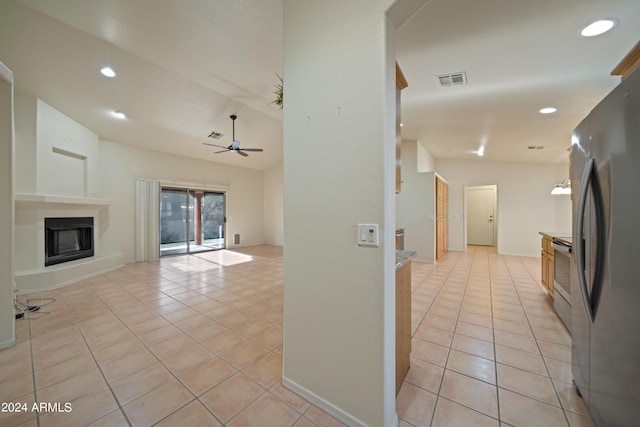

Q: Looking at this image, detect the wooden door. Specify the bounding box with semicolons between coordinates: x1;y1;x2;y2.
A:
436;176;449;260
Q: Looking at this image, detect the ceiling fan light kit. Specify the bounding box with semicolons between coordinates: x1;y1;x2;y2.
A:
203;114;263;157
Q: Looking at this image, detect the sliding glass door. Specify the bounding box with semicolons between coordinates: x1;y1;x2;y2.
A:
160;188;188;256
160;188;225;256
188;190;225;253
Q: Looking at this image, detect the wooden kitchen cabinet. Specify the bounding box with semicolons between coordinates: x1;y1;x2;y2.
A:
436;176;449;260
612;41;640;80
396;63;408;194
541;235;554;300
395;259;411;394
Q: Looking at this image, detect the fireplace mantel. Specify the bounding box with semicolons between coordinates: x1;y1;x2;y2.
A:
15;193;111;207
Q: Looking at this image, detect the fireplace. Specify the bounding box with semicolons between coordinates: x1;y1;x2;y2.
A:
45;217;94;266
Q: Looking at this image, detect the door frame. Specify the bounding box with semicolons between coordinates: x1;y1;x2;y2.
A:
464;184;498;250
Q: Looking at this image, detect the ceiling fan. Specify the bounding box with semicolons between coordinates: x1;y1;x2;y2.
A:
204;114;263;157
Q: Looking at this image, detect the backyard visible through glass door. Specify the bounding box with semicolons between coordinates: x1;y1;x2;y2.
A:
160;188;225;256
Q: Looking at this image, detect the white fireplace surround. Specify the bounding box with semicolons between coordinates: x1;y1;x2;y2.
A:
14;194;123;294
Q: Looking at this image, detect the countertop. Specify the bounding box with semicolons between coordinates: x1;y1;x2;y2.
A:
539;231;572;245
396;250;416;269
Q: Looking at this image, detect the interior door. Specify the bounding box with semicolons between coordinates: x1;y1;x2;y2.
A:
466;186;496;246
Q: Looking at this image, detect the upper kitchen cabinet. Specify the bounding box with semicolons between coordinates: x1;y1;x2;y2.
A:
611;41;640;81
396;63;408;194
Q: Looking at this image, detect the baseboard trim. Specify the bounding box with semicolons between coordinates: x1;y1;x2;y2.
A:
282;376;371;427
0;337;16;350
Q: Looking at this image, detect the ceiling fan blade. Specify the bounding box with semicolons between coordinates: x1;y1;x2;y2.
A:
214;150;230;154
237;150;249;157
240;148;263;152
204;142;229;150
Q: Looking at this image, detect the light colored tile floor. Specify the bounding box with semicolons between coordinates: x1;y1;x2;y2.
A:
1;245;593;426
398;246;594;427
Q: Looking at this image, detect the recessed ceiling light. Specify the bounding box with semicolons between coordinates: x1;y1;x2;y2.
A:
113;111;126;119
100;67;116;78
400;123;403;127
580;19;616;37
539;107;557;114
476;147;485;157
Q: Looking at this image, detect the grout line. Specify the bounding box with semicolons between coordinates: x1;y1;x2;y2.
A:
57;288;134;427
489;248;503;424
419;248;473;426
26;312;40;427
501;255;575;425
87;277;229;424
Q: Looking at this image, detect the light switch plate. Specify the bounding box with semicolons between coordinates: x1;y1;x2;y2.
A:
358;224;379;247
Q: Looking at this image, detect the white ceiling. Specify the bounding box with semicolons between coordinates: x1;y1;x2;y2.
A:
1;0;639;170
396;0;640;165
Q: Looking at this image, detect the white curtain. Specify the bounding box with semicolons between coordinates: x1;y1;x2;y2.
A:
135;179;160;262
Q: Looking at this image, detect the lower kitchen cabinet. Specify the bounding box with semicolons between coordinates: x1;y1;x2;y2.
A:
396;259;411;394
541;234;554;300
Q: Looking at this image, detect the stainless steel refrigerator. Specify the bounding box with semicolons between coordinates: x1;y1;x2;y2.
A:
571;66;640;427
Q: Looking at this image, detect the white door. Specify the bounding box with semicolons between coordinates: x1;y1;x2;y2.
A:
467;186;496;246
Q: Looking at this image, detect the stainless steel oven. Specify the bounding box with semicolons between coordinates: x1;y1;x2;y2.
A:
552;238;572;333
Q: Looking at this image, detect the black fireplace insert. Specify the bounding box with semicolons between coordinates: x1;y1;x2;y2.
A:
45;217;94;266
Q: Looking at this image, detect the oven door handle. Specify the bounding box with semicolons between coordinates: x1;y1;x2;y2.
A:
552;242;571;253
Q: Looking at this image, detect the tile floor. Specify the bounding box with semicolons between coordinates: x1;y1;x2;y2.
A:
0;245;593;426
397;246;594;427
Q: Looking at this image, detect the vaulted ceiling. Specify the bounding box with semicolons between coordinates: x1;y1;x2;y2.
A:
1;0;639;170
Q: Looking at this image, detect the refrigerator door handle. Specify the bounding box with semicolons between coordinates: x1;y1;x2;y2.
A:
575;158;605;323
575;158;593;322
590;158;606;320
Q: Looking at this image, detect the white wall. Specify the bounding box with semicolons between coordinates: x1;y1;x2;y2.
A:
397;140;436;263
14;93;36;194
36;99;100;197
434;159;572;257
263;162;284;246
15;95;101;197
416;140;434;173
0;61;15;348
98;139;265;262
282;1;398;425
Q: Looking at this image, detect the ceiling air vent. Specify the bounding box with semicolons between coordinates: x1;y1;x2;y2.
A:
527;146;545;150
437;72;467;86
207;130;224;139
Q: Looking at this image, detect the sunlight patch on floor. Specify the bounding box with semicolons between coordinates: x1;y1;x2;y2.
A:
194;250;255;267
